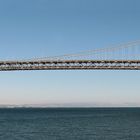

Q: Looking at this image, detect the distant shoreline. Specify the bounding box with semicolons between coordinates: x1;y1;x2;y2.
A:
0;106;140;109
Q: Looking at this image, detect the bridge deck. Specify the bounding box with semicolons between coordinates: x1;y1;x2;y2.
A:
0;60;140;71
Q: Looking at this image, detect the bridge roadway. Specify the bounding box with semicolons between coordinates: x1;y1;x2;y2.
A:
0;60;140;71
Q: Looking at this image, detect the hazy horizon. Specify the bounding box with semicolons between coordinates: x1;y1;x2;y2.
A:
0;0;140;107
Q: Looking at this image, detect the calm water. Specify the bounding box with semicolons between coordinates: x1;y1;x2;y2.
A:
0;108;140;140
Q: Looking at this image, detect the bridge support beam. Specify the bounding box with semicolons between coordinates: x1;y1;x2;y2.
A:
0;60;140;71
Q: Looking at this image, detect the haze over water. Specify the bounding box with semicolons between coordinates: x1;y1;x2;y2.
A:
0;0;140;139
0;0;140;107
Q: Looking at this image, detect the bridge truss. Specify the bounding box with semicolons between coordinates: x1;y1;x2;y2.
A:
0;40;140;71
0;60;140;71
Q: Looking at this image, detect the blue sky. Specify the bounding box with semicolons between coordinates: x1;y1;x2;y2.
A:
0;0;140;106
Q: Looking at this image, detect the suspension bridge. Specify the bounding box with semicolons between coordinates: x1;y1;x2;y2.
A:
0;40;140;71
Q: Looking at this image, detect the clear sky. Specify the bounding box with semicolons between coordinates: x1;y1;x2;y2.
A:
0;0;140;107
